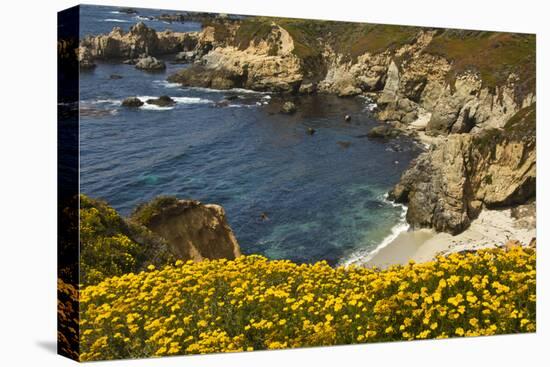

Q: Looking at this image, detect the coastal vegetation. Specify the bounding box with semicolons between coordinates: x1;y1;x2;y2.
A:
79;194;174;285
69;245;535;360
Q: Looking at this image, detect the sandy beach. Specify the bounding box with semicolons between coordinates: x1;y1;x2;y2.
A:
363;203;536;269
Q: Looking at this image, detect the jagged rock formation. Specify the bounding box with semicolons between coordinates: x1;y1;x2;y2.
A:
79;22;199;61
131;197;242;261
135;55;166;70
168;22;303;92
389;104;536;234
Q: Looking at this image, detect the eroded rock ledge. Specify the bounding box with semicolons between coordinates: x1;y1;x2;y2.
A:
131;196;242;261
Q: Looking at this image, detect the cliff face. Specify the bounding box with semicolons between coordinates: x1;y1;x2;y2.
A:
131;197;241;261
168;22;303;92
389;104;536;234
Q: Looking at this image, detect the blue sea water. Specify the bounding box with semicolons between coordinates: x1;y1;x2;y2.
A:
78;6;421;266
80;5;203;36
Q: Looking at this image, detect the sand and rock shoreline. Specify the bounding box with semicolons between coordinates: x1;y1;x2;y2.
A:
363;202;536;268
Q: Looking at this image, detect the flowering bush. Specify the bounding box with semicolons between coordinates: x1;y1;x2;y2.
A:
78;246;535;361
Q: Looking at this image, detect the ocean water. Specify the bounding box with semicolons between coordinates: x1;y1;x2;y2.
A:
78;6;421;266
79;5;203;36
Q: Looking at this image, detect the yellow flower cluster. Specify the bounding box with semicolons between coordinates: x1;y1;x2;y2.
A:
78;246;536;361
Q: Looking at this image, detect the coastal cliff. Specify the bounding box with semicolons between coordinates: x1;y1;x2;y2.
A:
80;18;536;236
80;195;241;284
131;196;241;261
172;20;536;235
389;104;536;233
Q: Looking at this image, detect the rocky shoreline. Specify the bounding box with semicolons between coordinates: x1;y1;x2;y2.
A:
79;18;536;243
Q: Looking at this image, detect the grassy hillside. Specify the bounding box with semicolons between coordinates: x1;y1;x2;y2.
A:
425;30;535;94
212;17;535;94
79;195;174;285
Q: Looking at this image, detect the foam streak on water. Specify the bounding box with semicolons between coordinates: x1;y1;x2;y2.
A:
340;194;410;267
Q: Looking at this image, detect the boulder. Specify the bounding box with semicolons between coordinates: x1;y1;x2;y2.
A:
167;65;244;90
299;82;316;94
337;84;362;97
146;95;176;107
281;101;297;114
135;56;166;71
118;7;138;14
121;97;144;107
367;124;401;139
175;51;197;63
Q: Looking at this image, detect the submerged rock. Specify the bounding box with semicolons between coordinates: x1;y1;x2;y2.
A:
131;197;241;261
367;124;401;139
146;95;176;107
121;97;144;107
118;7;138;14
281;101;297;114
109;74;123;80
299;82;316;94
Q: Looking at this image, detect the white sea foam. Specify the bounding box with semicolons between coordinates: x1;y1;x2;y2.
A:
171;96;214;104
182;86;269;95
340;194;410;267
153;80;181;88
131;95;215;110
104;19;130;23
359;95;378;112
83;99;122;106
140;104;174;111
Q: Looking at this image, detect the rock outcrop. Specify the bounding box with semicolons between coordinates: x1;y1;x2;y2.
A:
131;197;241;261
122;97;143;108
121;97;144;107
146;95;175;107
389;104;536;234
168;23;303;92
79;22;199;61
281;101;297;114
367;124;401;139
135;55;166;71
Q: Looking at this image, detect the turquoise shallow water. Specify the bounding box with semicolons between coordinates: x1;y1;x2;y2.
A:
78;5;421;265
